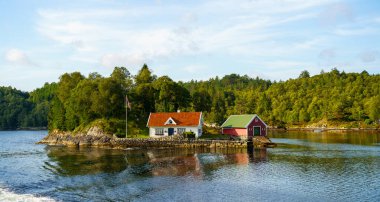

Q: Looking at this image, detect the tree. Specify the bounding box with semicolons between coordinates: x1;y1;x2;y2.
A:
132;64;156;119
192;90;212;112
365;95;380;121
110;67;132;90
135;64;155;85
298;70;310;79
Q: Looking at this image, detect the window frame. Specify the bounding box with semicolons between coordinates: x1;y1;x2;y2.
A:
155;128;164;135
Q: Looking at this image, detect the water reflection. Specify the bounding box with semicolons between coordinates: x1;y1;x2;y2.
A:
148;152;202;177
269;130;380;146
44;146;269;177
11;131;379;201
44;146;128;176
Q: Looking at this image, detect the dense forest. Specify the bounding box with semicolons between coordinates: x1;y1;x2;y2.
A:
185;69;380;128
0;84;56;130
0;65;379;132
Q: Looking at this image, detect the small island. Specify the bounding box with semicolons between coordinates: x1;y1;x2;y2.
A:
1;65;379;148
38;112;276;149
30;65;378;150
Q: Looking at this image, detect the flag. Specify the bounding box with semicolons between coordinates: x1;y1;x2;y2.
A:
125;95;131;110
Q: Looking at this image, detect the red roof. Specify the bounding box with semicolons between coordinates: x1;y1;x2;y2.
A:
147;112;202;127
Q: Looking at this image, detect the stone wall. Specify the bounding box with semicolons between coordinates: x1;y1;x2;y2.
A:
38;127;274;149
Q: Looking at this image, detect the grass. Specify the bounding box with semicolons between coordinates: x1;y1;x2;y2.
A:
199;133;231;140
126;131;150;139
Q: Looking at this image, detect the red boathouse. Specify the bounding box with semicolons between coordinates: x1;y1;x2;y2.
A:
221;114;268;139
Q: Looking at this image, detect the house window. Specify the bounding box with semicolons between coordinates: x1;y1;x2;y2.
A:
155;128;164;135
178;128;186;134
168;120;173;124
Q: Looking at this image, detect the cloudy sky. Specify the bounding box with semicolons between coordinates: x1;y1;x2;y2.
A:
1;0;379;91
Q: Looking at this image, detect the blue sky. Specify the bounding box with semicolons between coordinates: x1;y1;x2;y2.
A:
1;0;379;91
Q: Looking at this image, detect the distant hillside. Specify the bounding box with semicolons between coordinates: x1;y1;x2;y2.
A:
0;83;56;130
1;66;379;131
185;69;379;128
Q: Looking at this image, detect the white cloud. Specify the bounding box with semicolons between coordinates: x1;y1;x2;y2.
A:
182;64;206;73
319;48;336;60
4;49;33;65
259;60;312;70
100;53;148;68
36;1;330;65
333;27;378;36
359;50;378;63
29;0;379;86
319;2;354;26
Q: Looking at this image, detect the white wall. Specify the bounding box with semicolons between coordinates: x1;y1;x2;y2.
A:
149;126;202;138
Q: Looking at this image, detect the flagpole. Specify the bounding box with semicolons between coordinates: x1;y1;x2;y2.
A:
125;95;128;138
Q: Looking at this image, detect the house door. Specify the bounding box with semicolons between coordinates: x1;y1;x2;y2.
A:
254;127;261;136
168;128;174;136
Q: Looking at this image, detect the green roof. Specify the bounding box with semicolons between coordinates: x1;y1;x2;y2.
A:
221;114;257;128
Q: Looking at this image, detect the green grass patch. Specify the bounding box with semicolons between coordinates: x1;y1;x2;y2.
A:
200;133;231;140
72;118;150;138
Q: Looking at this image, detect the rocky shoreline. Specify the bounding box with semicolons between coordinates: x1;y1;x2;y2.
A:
37;127;275;149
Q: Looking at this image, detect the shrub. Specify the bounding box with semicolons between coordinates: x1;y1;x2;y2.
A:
115;128;126;138
183;131;195;139
364;119;373;125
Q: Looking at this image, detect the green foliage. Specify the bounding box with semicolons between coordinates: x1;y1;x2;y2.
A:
184;69;379;127
1;67;379;132
200;133;231;140
48;68;131;132
47;64;192;134
299;70;310;78
0;87;31;129
0;83;57;130
365;95;380;121
135;64;155;85
152;76;191;112
183;131;195;139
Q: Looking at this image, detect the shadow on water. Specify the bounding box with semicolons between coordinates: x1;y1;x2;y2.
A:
44;145;269;177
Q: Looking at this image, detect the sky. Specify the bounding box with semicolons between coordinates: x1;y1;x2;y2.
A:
0;0;379;91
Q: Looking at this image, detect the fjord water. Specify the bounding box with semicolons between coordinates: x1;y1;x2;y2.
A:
0;131;379;201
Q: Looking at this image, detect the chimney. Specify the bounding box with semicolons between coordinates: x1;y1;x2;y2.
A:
177;109;180;113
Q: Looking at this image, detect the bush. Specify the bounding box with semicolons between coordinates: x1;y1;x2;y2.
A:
183;131;195;139
115;128;125;138
364;119;373;125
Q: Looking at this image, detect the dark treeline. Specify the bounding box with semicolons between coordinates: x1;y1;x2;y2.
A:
0;83;56;130
0;65;379;131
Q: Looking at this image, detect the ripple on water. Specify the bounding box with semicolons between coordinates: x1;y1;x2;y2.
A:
0;131;379;201
0;186;55;202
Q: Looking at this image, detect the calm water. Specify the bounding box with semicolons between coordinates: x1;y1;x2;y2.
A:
0;130;379;202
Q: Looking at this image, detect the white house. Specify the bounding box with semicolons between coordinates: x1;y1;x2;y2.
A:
147;112;203;138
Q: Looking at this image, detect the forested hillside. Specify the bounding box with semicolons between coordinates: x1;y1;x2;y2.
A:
0;83;55;130
1;65;379;131
186;69;380;128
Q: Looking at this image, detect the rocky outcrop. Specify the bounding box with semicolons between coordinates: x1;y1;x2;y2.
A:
37;127;113;147
252;136;277;148
38;127;275;149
